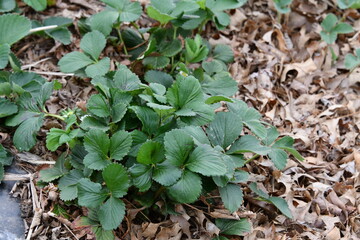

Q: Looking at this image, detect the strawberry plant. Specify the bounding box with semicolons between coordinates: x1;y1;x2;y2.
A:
40;60;303;238
320;13;353;61
345;49;360;70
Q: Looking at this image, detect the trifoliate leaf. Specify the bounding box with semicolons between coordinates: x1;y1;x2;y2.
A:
206;112;243;149
215;218;251;236
58;169;84;201
59;52;93;73
80;31;106;60
152;163;182;186
99;196;125;230
219;184;243;213
109;130;132;160
77;178;108;208
101;0;142;22
0;14;31;45
40;153;68;182
102;163;129;198
164;129;194;166
129;164;152;192
137;141;165;165
167;170;202;203
187;144;227;176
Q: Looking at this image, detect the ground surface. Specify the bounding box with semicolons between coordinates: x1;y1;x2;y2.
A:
1;0;360;239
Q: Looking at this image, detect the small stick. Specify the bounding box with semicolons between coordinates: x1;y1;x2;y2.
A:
3;173;31;181
47;212;79;240
29;25;58;33
21;58;52;70
29;71;74;77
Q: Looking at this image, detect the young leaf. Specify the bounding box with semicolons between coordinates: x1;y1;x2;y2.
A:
98;196;126;230
167;170;202;203
187;144;227;176
102;163;130;198
137;141;165;165
219;184;243;213
206;112;243;149
77;178;108;208
273;0;292;14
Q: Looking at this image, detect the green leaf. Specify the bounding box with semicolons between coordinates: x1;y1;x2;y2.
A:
99;196;125;230
206;0;247;11
0;0;16;12
143;56;170;69
213;44;234;63
320;31;337;44
13;115;44;151
109;130;132;160
268;148;288;170
40;153;68;182
0;14;31;45
0;98;18;117
229;135;270;155
202;73;238;97
321;13;338;32
46;28;71;45
345;52;360;70
228;100;267;139
0;44;10;69
84;129;110;156
268;196;293;218
87;94;110;118
215;218;251;236
167;170;202;203
219;184;243;213
206;112;243;149
181;126;211;145
146;1;176;24
80;31;106;60
46;128;67;151
85;57;111;78
89;11;119;36
205;96;233;105
137;141;165;165
77;178;108;208
248;182;269;199
113;64;142;91
0;144;12;166
129;164;152;192
59;52;93;73
164;129;194;166
333;22;353;34
160;39;182;57
152;163;182;186
202;60;225;75
102;163;129;198
187;144;227;176
58;169;84;201
23;0;46;11
93;226;115;240
130;106;159;135
272;136;304;161
83;152;110;170
102;0;142;22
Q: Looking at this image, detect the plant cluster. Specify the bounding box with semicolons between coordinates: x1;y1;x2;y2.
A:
0;0;305;239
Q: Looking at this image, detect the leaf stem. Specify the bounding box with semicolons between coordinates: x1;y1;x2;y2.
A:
244;154;260;165
45;113;65;121
117;28;129;55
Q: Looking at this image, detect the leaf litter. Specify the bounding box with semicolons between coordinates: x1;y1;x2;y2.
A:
2;0;360;239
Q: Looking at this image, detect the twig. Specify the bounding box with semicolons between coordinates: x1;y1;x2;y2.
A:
29;25;58;33
29;71;74;77
3;173;31;181
47;212;79;240
21;58;52;70
17;152;56;165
